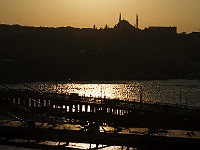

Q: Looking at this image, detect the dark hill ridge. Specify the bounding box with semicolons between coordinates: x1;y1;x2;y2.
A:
0;24;200;82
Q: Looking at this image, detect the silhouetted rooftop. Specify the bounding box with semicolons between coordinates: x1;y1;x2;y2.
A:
114;20;134;30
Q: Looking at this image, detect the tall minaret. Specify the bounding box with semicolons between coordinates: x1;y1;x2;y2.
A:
136;14;138;28
119;13;122;22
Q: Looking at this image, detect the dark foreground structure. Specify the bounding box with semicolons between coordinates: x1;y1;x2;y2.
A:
1;86;200;149
1;125;200;150
1;18;200;82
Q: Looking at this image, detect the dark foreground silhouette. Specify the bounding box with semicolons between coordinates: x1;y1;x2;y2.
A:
0;23;200;82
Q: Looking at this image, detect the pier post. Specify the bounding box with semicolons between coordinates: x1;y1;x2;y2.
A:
19;98;22;105
90;105;94;113
69;104;72;113
75;104;78;112
31;99;35;107
12;97;16;104
40;99;44;107
84;104;87;112
17;98;21;105
96;143;99;149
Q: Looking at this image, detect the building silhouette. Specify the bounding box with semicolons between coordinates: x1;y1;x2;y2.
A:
144;26;177;35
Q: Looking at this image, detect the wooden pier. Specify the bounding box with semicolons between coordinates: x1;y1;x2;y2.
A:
1;121;200;150
1;87;200;149
1;88;200;130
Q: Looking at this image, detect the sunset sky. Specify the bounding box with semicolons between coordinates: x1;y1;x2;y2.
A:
0;0;200;33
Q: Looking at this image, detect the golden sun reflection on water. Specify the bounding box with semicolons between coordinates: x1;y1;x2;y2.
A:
56;82;141;101
18;80;200;107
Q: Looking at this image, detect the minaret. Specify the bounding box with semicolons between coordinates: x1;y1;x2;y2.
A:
119;13;122;22
136;14;138;28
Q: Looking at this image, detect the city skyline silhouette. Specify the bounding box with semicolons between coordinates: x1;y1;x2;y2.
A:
0;0;200;33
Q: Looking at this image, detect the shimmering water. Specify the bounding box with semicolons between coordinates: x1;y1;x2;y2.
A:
6;79;200;108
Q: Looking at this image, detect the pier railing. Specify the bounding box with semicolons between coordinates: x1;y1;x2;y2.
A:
1;86;200;130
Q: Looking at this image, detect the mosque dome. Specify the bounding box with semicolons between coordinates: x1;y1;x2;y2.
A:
114;19;134;30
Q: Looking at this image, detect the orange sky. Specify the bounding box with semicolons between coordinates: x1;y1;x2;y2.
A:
0;0;200;33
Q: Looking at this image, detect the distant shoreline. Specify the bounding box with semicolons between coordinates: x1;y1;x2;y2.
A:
1;24;200;83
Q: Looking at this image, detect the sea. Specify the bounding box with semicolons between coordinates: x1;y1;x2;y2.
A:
1;79;200;149
5;79;200;108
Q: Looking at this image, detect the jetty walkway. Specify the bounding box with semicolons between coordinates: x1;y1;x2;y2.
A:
1;87;200;130
1;86;200;149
